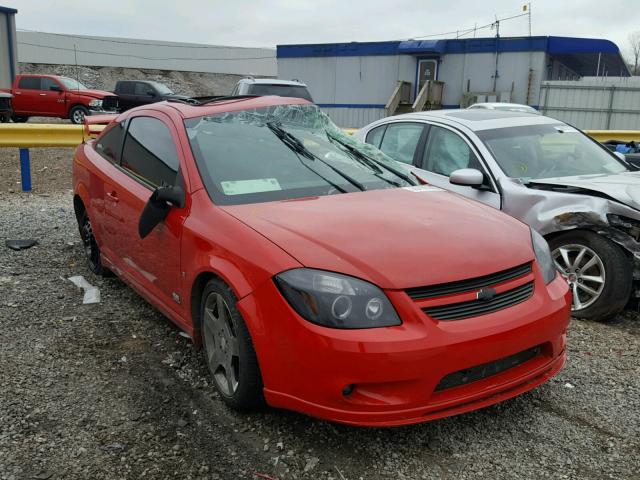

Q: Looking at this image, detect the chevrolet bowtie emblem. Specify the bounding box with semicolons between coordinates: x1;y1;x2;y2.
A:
476;288;497;301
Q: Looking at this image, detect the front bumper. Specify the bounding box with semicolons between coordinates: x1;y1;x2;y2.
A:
88;107;119;115
237;270;571;427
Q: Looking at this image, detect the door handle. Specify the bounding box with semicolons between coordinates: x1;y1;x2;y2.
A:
39;93;46;96
106;191;119;203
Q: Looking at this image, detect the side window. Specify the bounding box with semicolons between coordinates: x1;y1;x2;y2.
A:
134;83;151;96
17;77;41;90
118;82;134;94
365;125;387;148
421;125;482;176
378;123;424;164
121;117;180;187
95;122;125;164
41;78;60;91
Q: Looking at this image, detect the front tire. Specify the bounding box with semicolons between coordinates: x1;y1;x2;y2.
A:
200;278;263;410
69;105;89;124
12;116;28;123
548;230;632;321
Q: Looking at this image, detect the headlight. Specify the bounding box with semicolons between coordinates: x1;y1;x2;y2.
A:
275;268;401;329
89;99;103;108
531;228;556;284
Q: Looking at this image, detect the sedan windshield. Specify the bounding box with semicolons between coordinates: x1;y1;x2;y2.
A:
59;77;88;90
477;124;628;181
185;104;415;205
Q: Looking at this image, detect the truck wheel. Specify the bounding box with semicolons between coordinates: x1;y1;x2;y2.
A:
548;230;632;322
200;278;264;410
0;113;10;123
69;105;89;124
12;116;28;123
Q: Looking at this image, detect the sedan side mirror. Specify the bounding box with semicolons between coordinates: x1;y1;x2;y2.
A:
138;185;185;239
450;168;485;188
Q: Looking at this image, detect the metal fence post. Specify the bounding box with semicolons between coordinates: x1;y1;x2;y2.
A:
19;148;32;192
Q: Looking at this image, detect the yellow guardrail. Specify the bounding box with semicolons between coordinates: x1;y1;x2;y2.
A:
585;130;640;143
0;123;104;148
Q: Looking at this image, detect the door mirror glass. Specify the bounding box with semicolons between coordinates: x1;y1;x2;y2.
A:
450;168;484;187
138;185;185;238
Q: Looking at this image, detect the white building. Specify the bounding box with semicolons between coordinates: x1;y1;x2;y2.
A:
277;36;630;127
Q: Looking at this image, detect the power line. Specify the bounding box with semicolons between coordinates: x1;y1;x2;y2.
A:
410;12;530;40
17;42;275;61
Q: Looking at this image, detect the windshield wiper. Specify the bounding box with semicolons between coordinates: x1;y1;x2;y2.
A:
266;122;366;191
325;131;418;186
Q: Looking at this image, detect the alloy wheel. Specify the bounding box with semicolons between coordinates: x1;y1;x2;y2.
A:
202;292;240;396
73;110;85;124
552;243;605;311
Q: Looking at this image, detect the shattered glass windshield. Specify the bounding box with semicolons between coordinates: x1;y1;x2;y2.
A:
477;124;628;181
184;104;415;205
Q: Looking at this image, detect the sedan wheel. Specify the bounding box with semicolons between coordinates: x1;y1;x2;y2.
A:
548;230;632;321
77;210;108;276
200;279;263;409
552;244;605;311
202;293;240;396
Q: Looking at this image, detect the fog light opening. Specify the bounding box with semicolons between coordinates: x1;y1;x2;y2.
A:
342;384;354;397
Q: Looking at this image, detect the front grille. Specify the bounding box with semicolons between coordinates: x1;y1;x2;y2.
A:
435;345;541;391
423;281;534;321
0;97;11;110
406;262;532;300
102;95;119;111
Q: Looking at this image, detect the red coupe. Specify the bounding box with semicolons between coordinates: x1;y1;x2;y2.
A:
73;96;571;426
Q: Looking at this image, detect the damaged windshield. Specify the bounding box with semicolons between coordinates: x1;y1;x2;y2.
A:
478;124;628;181
184;104;416;205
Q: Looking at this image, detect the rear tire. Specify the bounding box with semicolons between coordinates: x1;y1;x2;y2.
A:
548;230;632;322
69;105;89;124
77;210;109;276
200;278;263;410
12;116;28;123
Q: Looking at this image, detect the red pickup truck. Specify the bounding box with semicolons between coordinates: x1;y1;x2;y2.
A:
1;74;118;124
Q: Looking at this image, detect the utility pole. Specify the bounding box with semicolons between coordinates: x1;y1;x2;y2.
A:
527;3;532;36
491;17;500;92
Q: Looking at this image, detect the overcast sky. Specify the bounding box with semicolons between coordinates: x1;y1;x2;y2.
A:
2;0;638;59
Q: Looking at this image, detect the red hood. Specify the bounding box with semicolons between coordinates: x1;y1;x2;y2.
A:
223;187;534;289
69;89;115;99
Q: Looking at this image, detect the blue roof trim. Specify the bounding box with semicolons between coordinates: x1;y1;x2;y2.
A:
0;6;17;14
278;36;623;58
277;41;400;58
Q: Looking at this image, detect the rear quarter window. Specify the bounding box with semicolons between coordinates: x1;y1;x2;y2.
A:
95;122;125;164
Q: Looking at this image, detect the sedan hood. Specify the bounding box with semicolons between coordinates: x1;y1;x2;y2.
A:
530;171;640;210
223;187;534;289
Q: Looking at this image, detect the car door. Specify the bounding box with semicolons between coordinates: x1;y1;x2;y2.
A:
416;124;501;209
366;122;427;165
134;82;156;107
103;112;188;314
14;76;42;114
39;77;67;117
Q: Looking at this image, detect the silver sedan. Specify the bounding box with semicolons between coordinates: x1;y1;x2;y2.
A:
355;109;640;321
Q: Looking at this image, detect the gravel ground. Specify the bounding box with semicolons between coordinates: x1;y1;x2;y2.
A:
1;151;640;479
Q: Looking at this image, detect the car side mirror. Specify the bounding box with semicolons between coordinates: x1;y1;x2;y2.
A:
147;90;156;97
450;168;485;188
50;85;63;92
138;185;185;239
